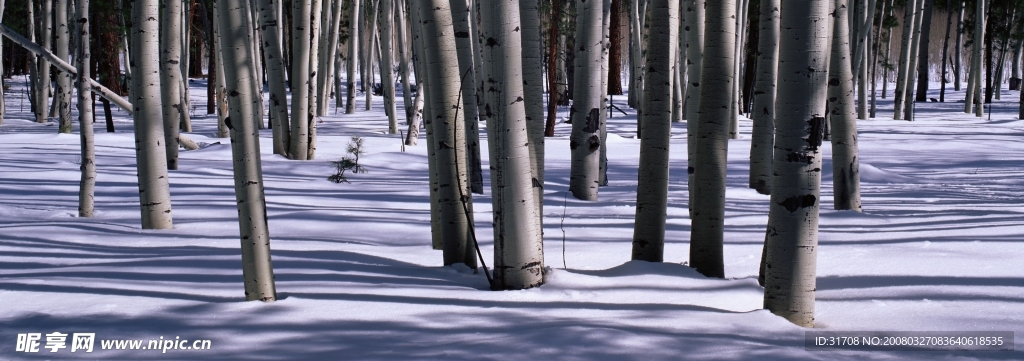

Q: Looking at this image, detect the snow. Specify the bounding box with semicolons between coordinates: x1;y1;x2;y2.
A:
1;76;1022;360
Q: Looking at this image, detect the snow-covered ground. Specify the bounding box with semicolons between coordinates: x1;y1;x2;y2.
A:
1;77;1022;360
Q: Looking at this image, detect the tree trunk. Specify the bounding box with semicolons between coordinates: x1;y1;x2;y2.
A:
544;0;561;137
218;0;278;302
763;0;829;328
568;0;606;201
214;3;230;138
903;0;925;120
257;0;292;157
76;0;95;217
971;0;985;117
37;0;51;124
449;0;483;195
870;0;889;116
893;0;920;120
913;0;933;102
480;0;545;290
289;0;311;159
305;0;322;159
345;0;359;113
954;0;964;91
395;0;413;126
421;0;474;266
55;0;73;133
940;0;952;102
608;0;622;95
690;0;735;278
160;0;184;170
379;0;397;134
684;0;704;209
749;0;780;196
728;0;748;140
631;0;678;262
520;0;546;208
364;1;378;112
829;0;862;212
131;0;174;229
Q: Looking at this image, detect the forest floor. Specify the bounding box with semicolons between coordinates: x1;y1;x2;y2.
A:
1;77;1022;360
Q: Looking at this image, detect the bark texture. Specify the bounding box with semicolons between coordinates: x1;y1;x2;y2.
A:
568;0;607;201
749;0;780;195
828;0;862;212
689;0;736;278
763;0;830;328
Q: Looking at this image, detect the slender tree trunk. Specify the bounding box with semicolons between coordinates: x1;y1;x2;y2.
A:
160;0;184;170
544;0;561;137
690;0;735;278
894;0;920;120
954;0;963;91
568;0;606;201
855;0;876;120
629;0;642;116
728;0;747;140
76;0;95;217
940;0;953;102
214;3;230;138
520;0;546;208
480;0;545;290
218;0;278;302
257;0;292;157
37;0;52;124
903;0;925;120
684;0;704;209
829;0;862;212
55;0;72;133
305;0;322;159
870;0;889;116
318;0;342;116
598;0;611;187
364;0;378;111
749;0;779;196
449;0;483;194
913;0;933;103
289;0;311;159
345;0;359;113
763;0;829;328
971;0;985;116
131;0;174;229
608;0;622;95
422;0;473;266
379;0;398;134
631;0;678;262
395;0;413;126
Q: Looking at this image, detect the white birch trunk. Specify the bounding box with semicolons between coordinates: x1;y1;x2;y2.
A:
395;0;413;126
76;0;95;217
568;0;606;201
689;0;736;278
893;0;919;120
306;0;323;159
903;0;925;120
448;0;483;194
422;0;473;266
972;0;985;117
631;0;678;262
38;0;52;124
520;0;545;208
160;0;184;170
828;0;862;212
214;3;230;138
289;0;311;159
684;0;704;208
379;0;397;134
257;0;292;157
748;0;780;195
729;0;748;140
218;0;278;302
345;0;360;114
480;0;545;290
629;0;643;125
763;0;830;328
55;0;73;133
364;1;378;111
319;0;344;116
131;0;174;229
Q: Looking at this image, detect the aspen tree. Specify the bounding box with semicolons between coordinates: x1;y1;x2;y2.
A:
828;0;862;211
689;0;736;278
480;0;546;290
568;0;607;201
76;0;95;217
520;0;545;208
749;0;780;195
345;0;360;114
131;0;174;229
422;0;474;266
290;0;312;159
218;0;278;301
763;0;830;328
684;0;704;207
449;0;483;194
632;0;678;262
894;0;920;120
38;0;52;124
256;0;292;156
55;0;73;133
161;0;184;169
